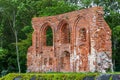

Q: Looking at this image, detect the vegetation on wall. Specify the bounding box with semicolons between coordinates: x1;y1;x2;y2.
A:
0;0;120;77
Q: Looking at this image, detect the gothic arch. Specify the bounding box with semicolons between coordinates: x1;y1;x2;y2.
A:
73;15;85;28
73;15;88;41
58;20;71;44
40;22;54;46
40;22;54;32
57;19;69;31
74;16;90;50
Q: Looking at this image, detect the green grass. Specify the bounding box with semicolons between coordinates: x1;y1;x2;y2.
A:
0;72;99;80
1;72;120;80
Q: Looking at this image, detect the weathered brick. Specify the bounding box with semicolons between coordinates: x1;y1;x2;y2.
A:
27;7;112;73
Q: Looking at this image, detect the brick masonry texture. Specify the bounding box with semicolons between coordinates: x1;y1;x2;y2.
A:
27;7;112;73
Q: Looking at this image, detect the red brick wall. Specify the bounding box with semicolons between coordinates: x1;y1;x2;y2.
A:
27;7;112;73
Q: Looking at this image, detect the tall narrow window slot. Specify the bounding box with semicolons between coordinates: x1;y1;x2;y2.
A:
46;26;53;46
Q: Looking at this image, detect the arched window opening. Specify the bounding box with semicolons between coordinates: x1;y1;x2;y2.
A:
61;24;70;44
46;26;53;46
79;28;86;41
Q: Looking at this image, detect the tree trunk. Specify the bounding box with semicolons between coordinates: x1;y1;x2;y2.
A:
14;30;21;73
13;10;21;73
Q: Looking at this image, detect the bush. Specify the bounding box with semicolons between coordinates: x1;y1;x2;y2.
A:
0;73;98;80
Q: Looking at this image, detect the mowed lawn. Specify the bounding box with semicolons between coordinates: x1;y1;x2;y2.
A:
0;72;120;80
0;72;98;80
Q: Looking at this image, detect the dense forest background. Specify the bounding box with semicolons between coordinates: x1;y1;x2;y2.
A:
0;0;120;76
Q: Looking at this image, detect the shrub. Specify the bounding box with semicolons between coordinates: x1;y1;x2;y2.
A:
0;73;98;80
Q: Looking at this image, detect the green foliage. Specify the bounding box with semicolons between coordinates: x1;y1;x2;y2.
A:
36;0;79;16
0;48;8;58
105;12;120;29
113;26;120;40
0;73;98;80
0;0;79;76
109;75;112;80
0;48;9;77
46;27;53;46
112;25;120;71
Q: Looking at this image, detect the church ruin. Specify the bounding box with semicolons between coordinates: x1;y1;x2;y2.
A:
27;7;112;73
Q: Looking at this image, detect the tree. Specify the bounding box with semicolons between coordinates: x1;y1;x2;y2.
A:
105;11;120;71
0;0;21;73
0;0;79;75
112;25;120;71
36;0;79;16
0;24;3;48
0;0;39;73
0;48;8;76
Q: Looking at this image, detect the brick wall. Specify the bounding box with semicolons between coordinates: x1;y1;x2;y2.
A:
27;7;112;73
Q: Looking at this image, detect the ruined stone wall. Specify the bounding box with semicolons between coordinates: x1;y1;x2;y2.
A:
27;7;112;73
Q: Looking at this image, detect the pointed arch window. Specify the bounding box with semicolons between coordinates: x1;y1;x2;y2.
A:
46;26;53;46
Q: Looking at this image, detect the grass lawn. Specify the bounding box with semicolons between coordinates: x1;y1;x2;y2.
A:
0;72;120;80
0;72;99;80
